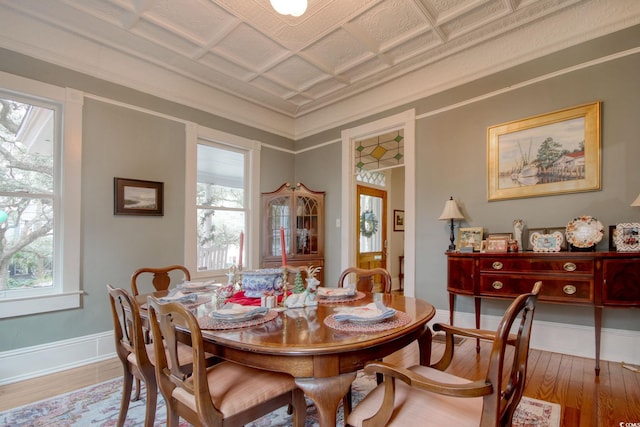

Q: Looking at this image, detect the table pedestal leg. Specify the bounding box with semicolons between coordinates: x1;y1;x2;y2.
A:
295;372;357;427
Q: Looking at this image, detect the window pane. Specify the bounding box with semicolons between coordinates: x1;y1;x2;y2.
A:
0;97;55;292
0;100;54;193
197;209;244;271
197;144;244;208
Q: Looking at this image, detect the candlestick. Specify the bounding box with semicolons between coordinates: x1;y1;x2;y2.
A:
280;226;287;266
238;231;244;270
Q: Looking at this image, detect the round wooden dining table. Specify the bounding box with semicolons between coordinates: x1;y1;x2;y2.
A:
146;291;435;427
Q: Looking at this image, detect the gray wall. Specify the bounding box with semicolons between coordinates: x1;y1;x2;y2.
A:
294;26;640;332
1;25;639;352
0;52;294;351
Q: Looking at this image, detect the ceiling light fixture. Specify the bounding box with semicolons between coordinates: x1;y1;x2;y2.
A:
270;0;307;17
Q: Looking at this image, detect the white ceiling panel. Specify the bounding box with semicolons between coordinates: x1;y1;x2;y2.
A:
0;0;638;138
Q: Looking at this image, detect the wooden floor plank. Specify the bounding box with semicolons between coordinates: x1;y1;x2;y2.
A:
1;342;638;427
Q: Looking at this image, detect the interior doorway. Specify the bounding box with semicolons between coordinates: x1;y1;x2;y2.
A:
341;109;416;296
356;185;387;271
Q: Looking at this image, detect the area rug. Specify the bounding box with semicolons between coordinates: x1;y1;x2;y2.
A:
0;371;560;426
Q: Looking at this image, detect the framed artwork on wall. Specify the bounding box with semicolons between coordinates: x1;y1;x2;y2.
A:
114;177;164;216
393;209;405;232
487;102;601;201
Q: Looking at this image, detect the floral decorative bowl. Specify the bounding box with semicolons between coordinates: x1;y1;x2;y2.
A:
241;268;284;297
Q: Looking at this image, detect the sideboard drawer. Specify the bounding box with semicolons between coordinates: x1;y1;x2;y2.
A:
479;274;593;303
479;257;594;274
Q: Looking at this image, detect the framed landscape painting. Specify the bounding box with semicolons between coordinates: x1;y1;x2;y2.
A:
487;102;601;201
114;177;164;216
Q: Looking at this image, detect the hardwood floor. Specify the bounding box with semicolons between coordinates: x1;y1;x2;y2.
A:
0;358;122;412
1;339;639;426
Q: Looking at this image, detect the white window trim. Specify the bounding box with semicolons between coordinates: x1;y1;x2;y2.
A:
184;123;261;279
0;72;83;318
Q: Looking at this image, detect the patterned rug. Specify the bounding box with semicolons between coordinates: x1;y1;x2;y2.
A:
0;370;560;426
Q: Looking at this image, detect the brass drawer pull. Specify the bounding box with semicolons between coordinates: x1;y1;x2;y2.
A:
563;262;577;272
492;262;503;270
563;285;577;295
492;281;504;290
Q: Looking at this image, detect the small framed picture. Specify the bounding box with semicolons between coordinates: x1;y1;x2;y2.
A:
525;228;546;251
393;209;405;232
114;177;164;216
615;223;640;252
546;227;568;251
609;225;618;251
480;240;488;253
487;233;512;240
485;237;509;253
530;231;564;252
457;227;483;252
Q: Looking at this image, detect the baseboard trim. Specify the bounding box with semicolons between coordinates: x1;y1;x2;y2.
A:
0;331;116;386
2;314;639;385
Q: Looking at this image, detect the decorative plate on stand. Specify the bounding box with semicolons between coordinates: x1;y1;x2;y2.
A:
565;216;604;250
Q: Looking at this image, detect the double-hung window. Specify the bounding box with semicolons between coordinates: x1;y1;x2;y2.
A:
0;72;82;318
185;124;260;278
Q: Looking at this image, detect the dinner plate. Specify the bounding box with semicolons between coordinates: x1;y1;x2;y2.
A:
343;311;396;324
178;282;213;291
317;287;356;298
565;216;604;248
211;311;268;323
333;303;396;323
210;305;269;322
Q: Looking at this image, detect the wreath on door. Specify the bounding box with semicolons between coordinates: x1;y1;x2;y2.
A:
360;210;378;238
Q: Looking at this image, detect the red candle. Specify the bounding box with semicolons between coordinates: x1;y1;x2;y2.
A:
280;226;287;266
238;231;244;270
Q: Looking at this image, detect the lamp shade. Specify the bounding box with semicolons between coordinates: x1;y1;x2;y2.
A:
632;193;640;207
439;197;465;220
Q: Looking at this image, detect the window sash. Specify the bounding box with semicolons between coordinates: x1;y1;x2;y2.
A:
0;72;82;318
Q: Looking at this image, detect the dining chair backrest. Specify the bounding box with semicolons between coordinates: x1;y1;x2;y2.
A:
338;267;393;293
131;264;190;296
146;298;197;401
107;284;158;427
346;282;541;427
146;296;307;426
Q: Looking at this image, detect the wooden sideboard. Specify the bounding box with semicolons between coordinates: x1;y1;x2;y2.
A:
446;251;640;375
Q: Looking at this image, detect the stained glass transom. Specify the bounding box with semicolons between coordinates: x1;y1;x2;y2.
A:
354;130;404;172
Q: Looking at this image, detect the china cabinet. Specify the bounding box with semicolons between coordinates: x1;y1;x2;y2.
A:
262;183;324;283
446;251;640;375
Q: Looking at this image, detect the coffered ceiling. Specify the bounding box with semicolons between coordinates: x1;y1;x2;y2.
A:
1;0;639;138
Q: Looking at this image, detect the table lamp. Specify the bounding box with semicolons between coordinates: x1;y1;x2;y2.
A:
439;196;465;251
631;193;640;207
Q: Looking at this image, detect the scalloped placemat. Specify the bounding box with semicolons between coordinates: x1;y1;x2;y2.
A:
197;309;279;330
323;311;411;332
317;291;366;304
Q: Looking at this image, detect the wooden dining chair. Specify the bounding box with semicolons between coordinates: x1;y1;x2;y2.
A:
130;264;191;296
337;267;393;416
146;296;307;427
107;284;159;427
346;281;542;427
108;285;205;427
338;267;393;294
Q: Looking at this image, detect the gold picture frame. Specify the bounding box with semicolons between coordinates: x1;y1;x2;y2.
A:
487;102;601;201
457;227;483;252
